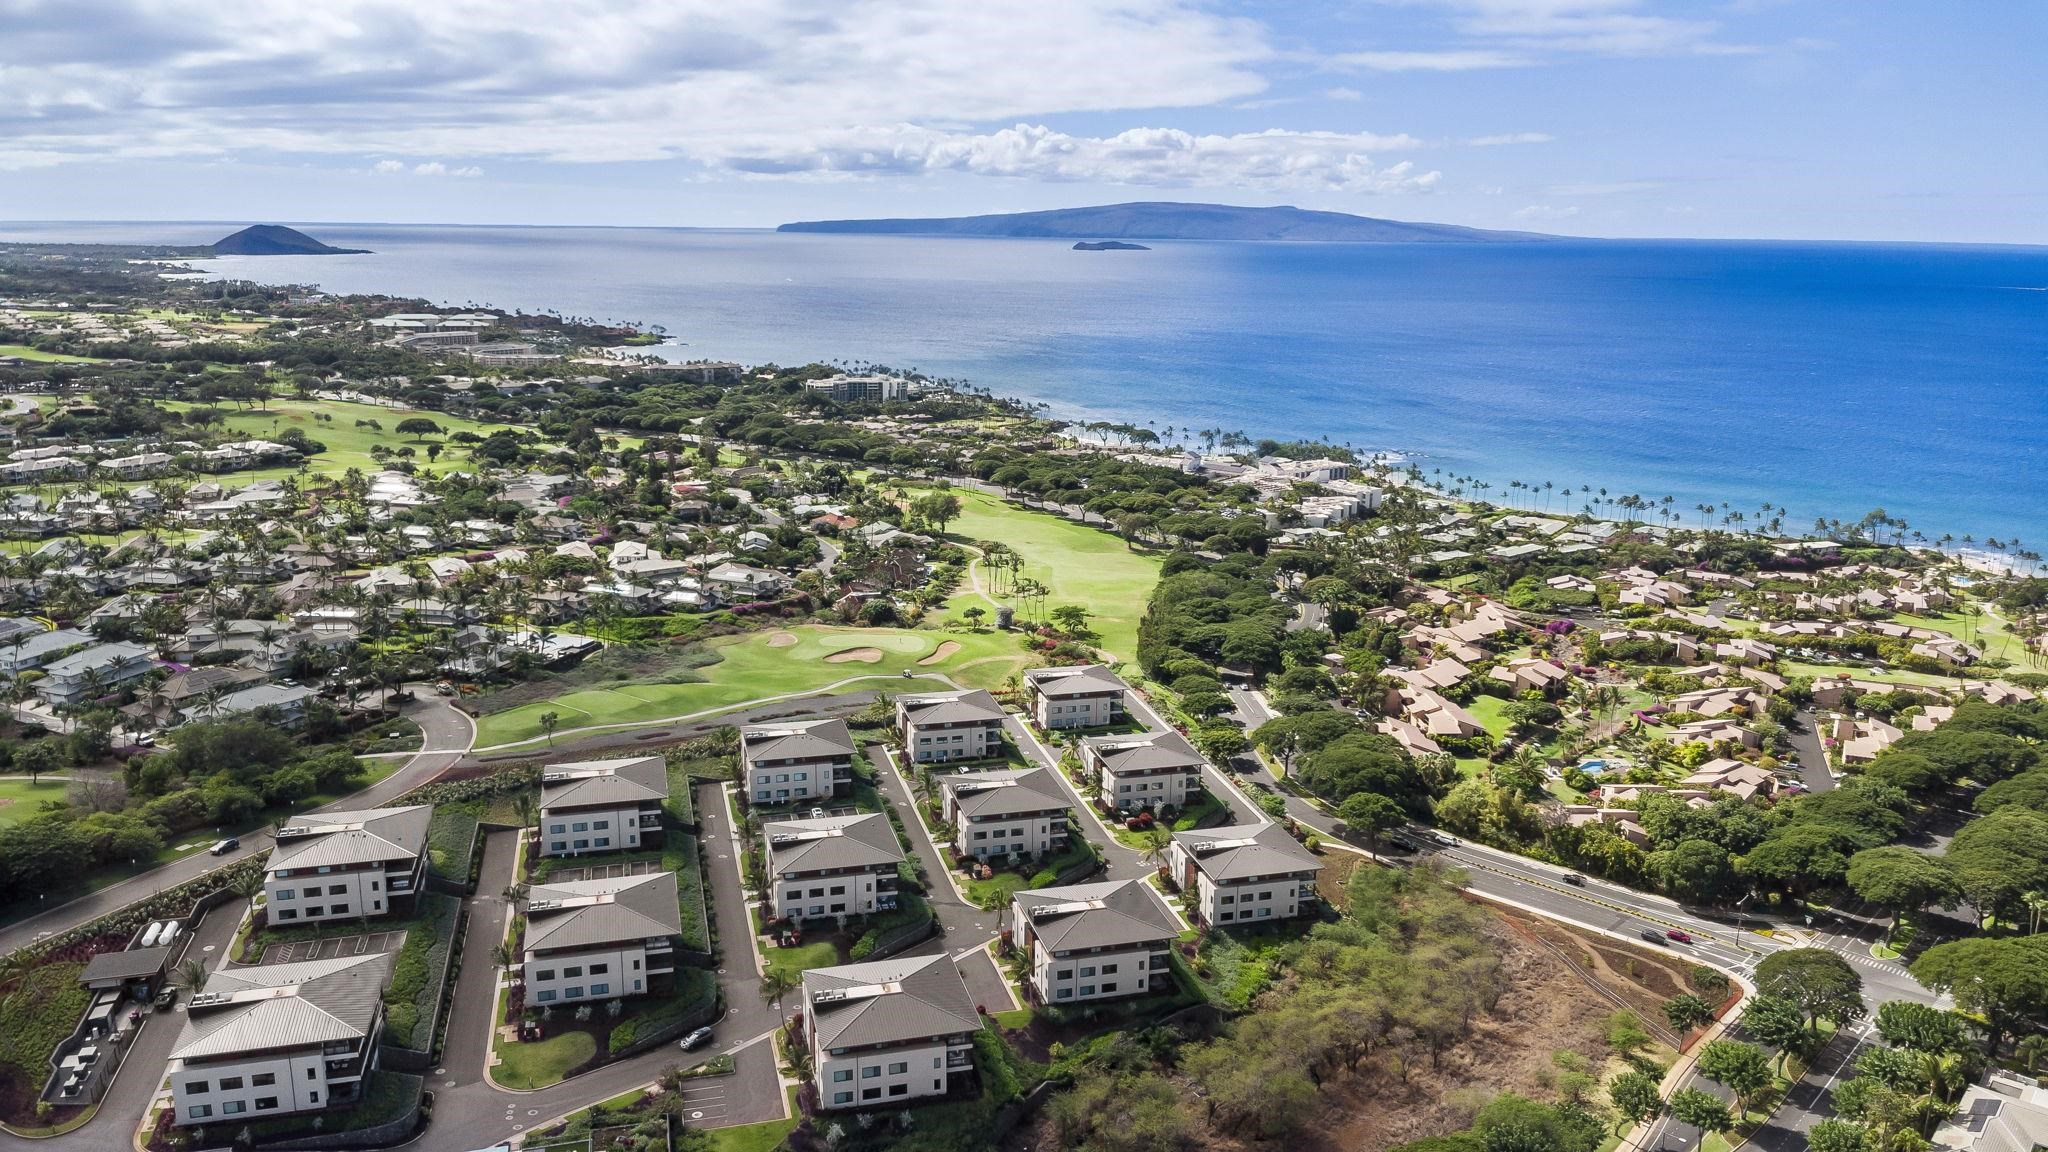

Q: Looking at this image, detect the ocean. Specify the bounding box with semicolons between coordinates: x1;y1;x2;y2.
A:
5;220;2046;547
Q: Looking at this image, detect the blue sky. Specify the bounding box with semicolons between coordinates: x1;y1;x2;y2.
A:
2;1;2042;242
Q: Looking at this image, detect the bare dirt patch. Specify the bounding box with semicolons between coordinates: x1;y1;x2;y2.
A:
766;631;798;648
919;640;962;665
823;647;884;664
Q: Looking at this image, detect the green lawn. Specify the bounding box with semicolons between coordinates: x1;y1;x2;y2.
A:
1782;660;1964;689
474;624;1030;748
1892;610;2035;664
0;776;71;828
160;397;532;480
762;939;840;982
494;1029;597;1091
1466;694;1516;740
0;344;103;363
920;487;1162;662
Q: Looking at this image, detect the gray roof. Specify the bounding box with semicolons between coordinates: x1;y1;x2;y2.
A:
524;871;683;952
3;626;90;663
172;951;396;1061
804;953;980;1050
269;805;431;872
1173;821;1321;881
41;640;150;678
741;718;855;764
79;945;174;984
765;813;903;877
1025;664;1128;698
185;681;316;719
1083;728;1204;776
900;688;1007;726
540;755;669;810
1013;880;1178;952
941;767;1071;819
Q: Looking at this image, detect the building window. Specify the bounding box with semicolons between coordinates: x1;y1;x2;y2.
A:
536;969;556;981
537;990;557;1002
329;884;348;896
834;1092;853;1105
591;983;609;996
595;837;611;848
566;986;584;999
276;889;295;900
331;904;349;915
594;820;609;830
862;1088;881;1100
549;824;565;834
550;842;566;852
306;1068;317;1080
223;1101;247;1115
277;909;298;921
1102;982;1118;993
219;1077;244;1091
187;1105;212;1120
564;966;582;978
1080;986;1095;996
184;1081;209;1095
572;822;588;833
252;1073;275;1087
590;964;608;975
888;1084;908;1097
1056;988;1072;999
305;906;324;917
888;1062;908;1075
1101;964;1117;974
255;1097;278;1111
862;1066;881;1079
833;1070;853;1083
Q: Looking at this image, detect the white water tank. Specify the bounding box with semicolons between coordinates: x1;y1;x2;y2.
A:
139;922;163;948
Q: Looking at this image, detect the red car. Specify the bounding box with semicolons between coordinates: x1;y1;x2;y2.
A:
1665;929;1694;944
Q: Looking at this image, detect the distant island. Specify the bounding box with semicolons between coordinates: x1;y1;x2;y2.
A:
778;201;1555;243
211;224;369;256
1072;240;1150;251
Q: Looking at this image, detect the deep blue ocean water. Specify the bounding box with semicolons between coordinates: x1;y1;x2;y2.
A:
4;220;2045;545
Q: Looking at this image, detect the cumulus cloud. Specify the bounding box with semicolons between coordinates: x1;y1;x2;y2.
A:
714;123;1438;191
0;0;1536;191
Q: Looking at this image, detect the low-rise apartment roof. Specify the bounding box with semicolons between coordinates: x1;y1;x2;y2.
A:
941;767;1071;819
172;951;396;1061
900;688;1007;726
1024;664;1129;698
524;871;683;952
270;805;431;872
1173;821;1320;881
804;954;980;1051
1082;729;1204;776
1013;879;1178;952
540;755;669;810
764;812;903;876
741;718;856;763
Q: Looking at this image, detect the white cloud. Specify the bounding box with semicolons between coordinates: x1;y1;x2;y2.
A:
1513;203;1580;219
1344;1;1757;68
413;162;483;177
1336;49;1528;71
1467;132;1553;145
370;160;406;174
1321;87;1366;101
716;124;1440;192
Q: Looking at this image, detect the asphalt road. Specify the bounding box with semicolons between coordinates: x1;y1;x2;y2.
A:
0;688;475;957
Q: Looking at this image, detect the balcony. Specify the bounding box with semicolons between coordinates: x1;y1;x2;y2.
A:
946;1050;974;1069
638;812;663;828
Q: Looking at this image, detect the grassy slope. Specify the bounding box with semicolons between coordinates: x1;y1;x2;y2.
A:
923;487;1162;663
0;345;103;363
474;624;1029;747
160;397;529;481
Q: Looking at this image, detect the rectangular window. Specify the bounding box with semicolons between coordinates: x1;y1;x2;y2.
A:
219;1077;244;1091
1056;988;1072;999
1102;982;1118;993
572;822;589;832
888;1084;908;1097
255;1097;278;1111
595;837;611;848
185;1081;209;1095
331;904;349;914
563;966;582;978
591;983;609;996
252;1073;276;1087
276;889;295;900
1080;986;1095;996
1101;964;1117;975
862;1088;881;1100
277;909;298;921
566;986;584;999
306;1068;317;1080
573;839;589;850
834;1091;853;1105
329;884;348;896
537;990;557;1002
223;1101;247;1115
535;969;556;982
833;1070;853;1083
188;1105;212;1120
862;1066;881;1079
594;820;608;830
549;824;566;834
550;842;566;852
888;1062;908;1075
590;963;608;975
305;906;324;917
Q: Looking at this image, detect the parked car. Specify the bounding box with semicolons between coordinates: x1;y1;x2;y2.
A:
208;838;239;856
1665;929;1694;944
1638;928;1666;945
154;987;177;1010
1561;873;1587;887
679;1026;715;1052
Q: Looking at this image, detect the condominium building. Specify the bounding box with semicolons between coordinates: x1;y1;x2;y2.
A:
896;689;1007;763
1166;822;1322;928
937;767;1072;861
33;640;153;706
264;805;431;926
1023;664;1129;731
740;718;857;806
1009;879;1178;1005
521;871;683;1007
1081;728;1204;813
763;812;904;922
804;954;979;1110
537;756;668;857
169;952;395;1126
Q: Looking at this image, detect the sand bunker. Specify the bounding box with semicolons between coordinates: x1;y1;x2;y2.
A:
766;631;799;648
918;641;962;666
824;646;884;664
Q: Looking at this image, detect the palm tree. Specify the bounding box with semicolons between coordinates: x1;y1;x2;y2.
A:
1138;828;1172;873
171;958;209;994
759;967;800;1009
2017;1034;2048;1076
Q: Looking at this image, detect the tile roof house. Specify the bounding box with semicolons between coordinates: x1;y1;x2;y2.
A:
1023;664;1129;731
1167;822;1321;929
1009;879;1179;1006
265;805;431;925
803;954;980;1111
538;756;669;858
938;767;1073;861
740;718;857;806
1081;728;1205;813
522;871;684;1007
168;951;397;1127
763;812;904;922
896;688;1007;764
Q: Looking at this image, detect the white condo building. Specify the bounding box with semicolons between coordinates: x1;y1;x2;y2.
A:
264;805;431;926
804;954;980;1110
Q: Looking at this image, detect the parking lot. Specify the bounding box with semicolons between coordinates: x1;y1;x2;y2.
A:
667;1077;730;1125
545;857;665;884
257;928;408;965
